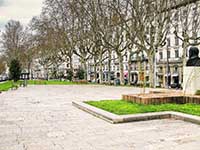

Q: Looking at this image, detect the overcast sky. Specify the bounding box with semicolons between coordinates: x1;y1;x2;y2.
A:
0;0;44;31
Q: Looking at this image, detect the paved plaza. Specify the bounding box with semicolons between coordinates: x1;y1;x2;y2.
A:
0;85;200;150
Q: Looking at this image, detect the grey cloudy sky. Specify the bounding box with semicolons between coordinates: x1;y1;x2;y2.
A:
0;0;44;31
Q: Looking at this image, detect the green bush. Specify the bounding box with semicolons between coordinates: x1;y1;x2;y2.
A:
9;59;21;82
66;69;73;81
76;68;85;80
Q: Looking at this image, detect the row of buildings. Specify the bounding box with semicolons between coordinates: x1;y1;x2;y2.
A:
30;41;184;88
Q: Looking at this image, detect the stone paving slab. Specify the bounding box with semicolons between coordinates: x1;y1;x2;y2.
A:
0;85;200;149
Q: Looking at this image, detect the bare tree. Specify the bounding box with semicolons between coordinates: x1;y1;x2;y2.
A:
1;20;37;77
68;0;95;80
1;20;25;63
30;15;63;79
122;0;172;87
43;0;77;73
88;0;131;85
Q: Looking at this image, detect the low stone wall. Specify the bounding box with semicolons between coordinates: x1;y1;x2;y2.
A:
122;93;200;105
73;101;200;125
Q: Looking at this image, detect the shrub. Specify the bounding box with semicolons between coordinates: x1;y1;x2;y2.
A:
9;59;21;82
76;68;85;80
66;69;73;81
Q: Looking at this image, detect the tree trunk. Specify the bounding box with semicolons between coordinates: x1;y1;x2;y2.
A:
118;54;124;85
94;64;97;83
143;62;147;93
83;61;87;81
99;61;103;84
99;53;104;84
69;56;74;81
148;55;155;88
45;67;49;80
128;53;132;85
108;51;112;84
182;40;188;67
28;61;31;80
69;56;73;71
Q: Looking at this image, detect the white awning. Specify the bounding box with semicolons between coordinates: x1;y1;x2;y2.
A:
130;71;139;74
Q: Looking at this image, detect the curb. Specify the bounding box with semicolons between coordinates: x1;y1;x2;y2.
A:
72;101;200;125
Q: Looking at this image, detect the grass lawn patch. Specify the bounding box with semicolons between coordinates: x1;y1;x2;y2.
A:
28;80;87;85
0;81;20;91
86;100;200;116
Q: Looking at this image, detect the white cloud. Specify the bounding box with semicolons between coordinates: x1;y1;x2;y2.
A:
0;0;44;31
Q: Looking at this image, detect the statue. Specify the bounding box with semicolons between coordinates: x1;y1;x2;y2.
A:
186;47;200;66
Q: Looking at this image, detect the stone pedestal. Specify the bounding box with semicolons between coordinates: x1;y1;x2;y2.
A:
183;67;200;95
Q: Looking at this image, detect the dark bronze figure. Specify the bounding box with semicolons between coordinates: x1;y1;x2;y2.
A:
186;47;200;66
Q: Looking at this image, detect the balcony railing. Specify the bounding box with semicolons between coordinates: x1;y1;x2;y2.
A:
158;57;182;63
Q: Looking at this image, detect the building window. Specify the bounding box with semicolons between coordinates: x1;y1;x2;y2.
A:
126;65;128;71
167;50;171;58
117;66;119;71
146;64;149;70
174;66;178;72
175;50;179;58
134;63;137;70
159;52;163;60
167;38;171;47
158;66;163;73
175;36;179;46
124;54;128;61
130;66;133;71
